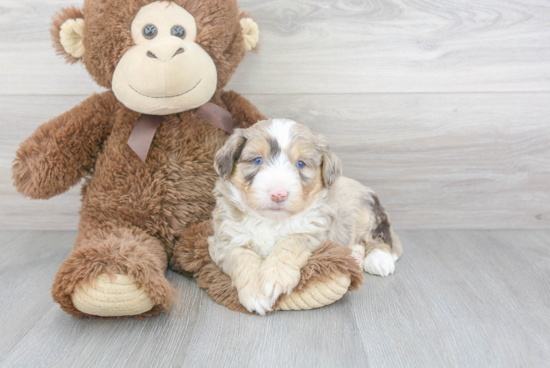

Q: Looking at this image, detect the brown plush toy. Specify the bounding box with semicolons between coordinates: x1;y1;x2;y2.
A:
12;0;362;318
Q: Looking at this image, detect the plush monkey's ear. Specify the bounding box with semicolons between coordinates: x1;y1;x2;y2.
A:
51;6;85;64
240;17;260;51
317;137;343;188
214;131;248;179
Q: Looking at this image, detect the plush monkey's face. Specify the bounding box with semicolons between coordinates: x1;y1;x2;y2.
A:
52;0;260;116
112;2;217;115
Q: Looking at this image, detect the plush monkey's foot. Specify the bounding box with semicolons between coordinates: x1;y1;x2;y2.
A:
71;274;156;317
52;227;175;318
278;273;351;310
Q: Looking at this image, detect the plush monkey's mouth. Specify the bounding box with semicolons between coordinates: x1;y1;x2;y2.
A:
129;79;202;99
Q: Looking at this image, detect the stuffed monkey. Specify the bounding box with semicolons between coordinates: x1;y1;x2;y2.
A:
13;0;361;318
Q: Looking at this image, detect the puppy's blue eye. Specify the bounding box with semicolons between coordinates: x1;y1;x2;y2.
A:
296;161;306;169
253;157;263;165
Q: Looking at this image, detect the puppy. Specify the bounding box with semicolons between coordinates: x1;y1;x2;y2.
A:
208;119;403;315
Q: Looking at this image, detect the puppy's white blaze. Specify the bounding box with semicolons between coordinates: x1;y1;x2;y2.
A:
270;151;289;167
264;159;297;187
253;157;301;209
267;119;296;150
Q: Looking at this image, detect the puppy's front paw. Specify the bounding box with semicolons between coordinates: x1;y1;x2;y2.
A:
259;261;301;301
238;283;273;315
364;249;395;277
350;245;366;269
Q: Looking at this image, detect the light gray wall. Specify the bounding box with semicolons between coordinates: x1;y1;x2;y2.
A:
1;0;549;230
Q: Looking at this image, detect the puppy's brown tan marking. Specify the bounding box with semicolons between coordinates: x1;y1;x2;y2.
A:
370;194;393;248
209;119;402;315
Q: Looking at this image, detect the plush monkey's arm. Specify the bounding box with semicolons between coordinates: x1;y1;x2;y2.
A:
221;90;266;129
12;91;118;199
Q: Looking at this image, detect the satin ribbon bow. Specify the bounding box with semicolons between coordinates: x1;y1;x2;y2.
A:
127;102;234;163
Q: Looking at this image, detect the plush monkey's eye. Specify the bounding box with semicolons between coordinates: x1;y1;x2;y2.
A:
143;24;158;39
296;161;306;169
253;157;263;165
171;25;186;39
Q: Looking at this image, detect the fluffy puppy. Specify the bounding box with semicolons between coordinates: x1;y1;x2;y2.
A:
209;119;403;314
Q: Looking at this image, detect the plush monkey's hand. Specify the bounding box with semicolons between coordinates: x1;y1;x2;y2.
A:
12;91;117;199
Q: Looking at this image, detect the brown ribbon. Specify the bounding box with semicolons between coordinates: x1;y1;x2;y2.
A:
127;115;164;163
127;102;234;163
196;102;234;135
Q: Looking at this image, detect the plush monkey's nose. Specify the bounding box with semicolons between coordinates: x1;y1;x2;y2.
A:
269;189;288;203
146;39;186;62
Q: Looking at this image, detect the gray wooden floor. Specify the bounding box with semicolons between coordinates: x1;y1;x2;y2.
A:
1;230;549;367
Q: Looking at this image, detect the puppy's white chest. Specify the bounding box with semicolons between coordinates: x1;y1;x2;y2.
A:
247;224;279;259
246;219;303;259
243;212;328;259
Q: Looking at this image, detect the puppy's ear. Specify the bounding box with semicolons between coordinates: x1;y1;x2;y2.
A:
214;130;248;179
51;6;85;64
317;137;342;188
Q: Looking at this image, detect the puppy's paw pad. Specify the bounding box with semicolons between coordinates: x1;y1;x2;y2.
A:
248;297;273;315
351;250;365;268
364;250;395;277
256;295;278;315
238;286;274;315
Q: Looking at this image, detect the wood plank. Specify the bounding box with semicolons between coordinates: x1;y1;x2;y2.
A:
1;230;549;367
264;93;550;230
0;231;76;358
350;229;550;367
1;0;550;95
180;295;365;367
1;93;549;230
